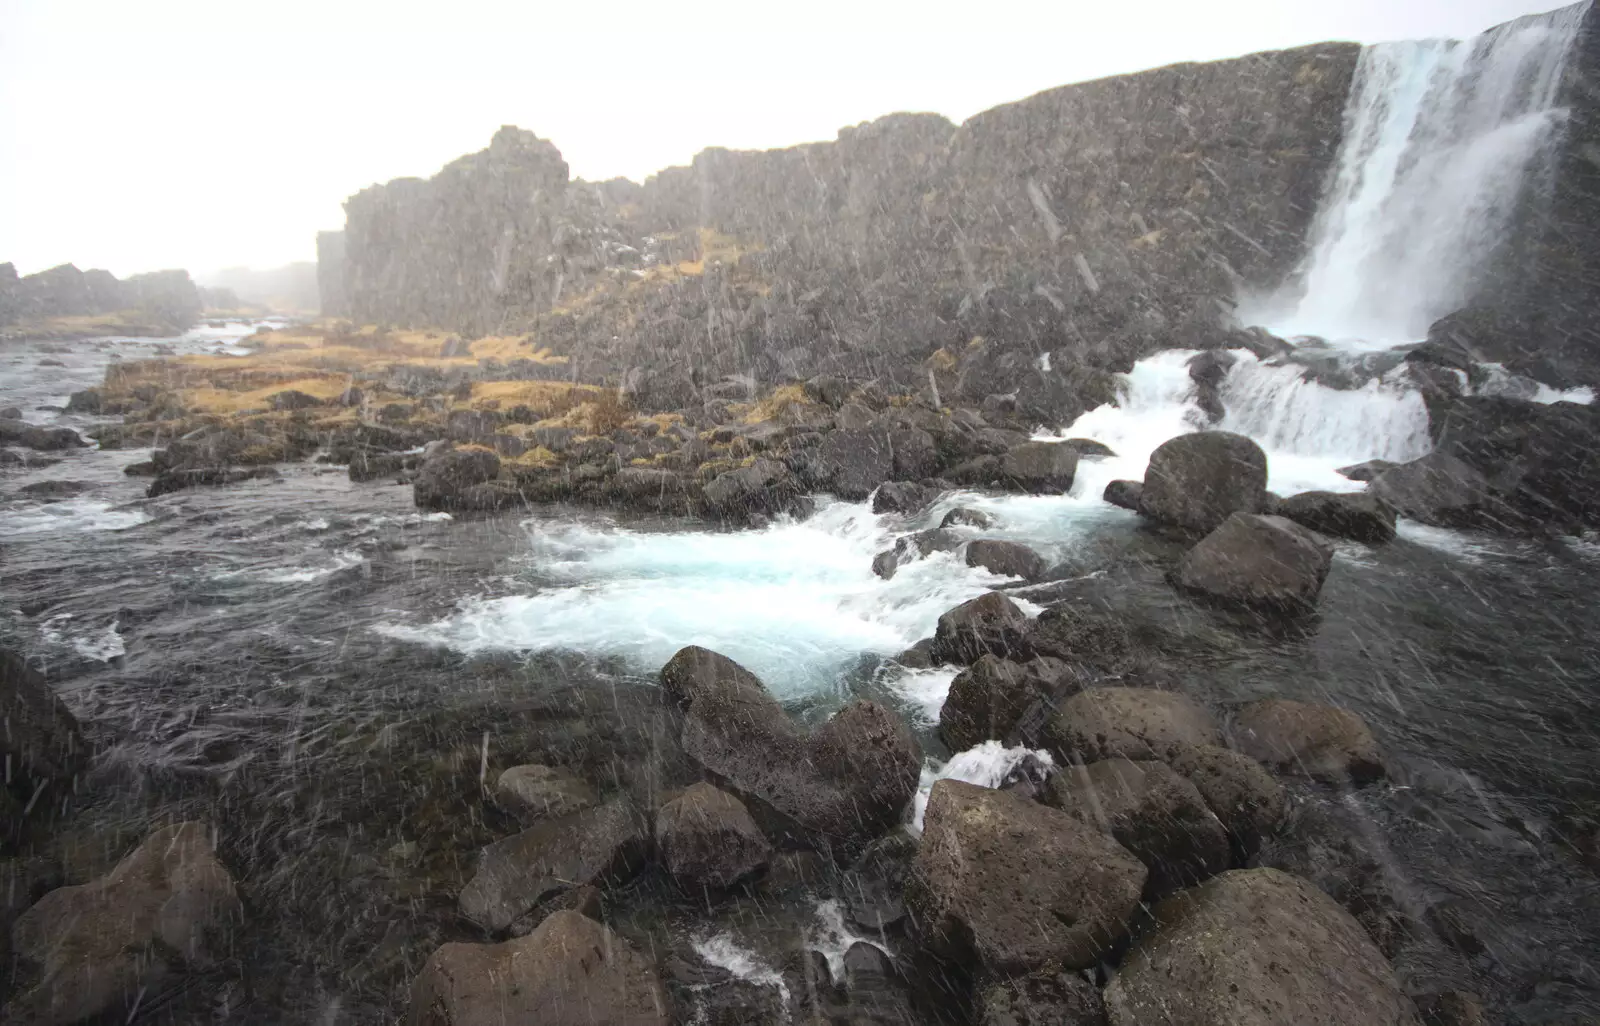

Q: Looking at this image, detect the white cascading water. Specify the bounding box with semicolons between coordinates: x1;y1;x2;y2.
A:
1248;3;1590;345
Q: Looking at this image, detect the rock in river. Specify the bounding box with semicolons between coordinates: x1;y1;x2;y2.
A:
1173;513;1333;614
1232;698;1385;785
929;591;1034;665
1047;687;1222;762
655;781;772;891
1139;431;1267;533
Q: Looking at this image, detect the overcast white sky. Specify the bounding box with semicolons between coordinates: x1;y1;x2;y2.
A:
0;0;1574;278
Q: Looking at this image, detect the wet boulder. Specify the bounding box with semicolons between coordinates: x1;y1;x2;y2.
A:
65;389;102;414
458;798;650;933
16;479;91;501
348;450;411;483
409;910;669;1026
939;655;1073;751
873;480;940;516
5;822;243;1026
655;782;772;891
839;942;919;1024
1139;432;1268;533
1047;687;1222;762
1168;744;1286;858
813;428;895;499
658;647;920;850
941;506;996;529
1103;479;1143;511
1000;441;1079;493
605;467;697;514
978;968;1106;1026
908;779;1146;974
966;538;1048;580
1062;437;1117;459
1367;452;1497;528
1026;604;1133;671
1;406;22;419
891;427;943;480
1187;350;1236;423
1278;490;1397;543
147;465;281;498
494;763;599;826
1047;758;1232;894
701;458;807;524
414;447;501;511
1232;698;1385;785
1103;868;1413;1026
1174;513;1334;614
0;419;86;451
929;591;1034;664
1337;459;1398;482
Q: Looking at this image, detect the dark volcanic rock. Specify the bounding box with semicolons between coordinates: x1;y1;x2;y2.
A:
1103;868;1412;1026
1168;744;1286;858
656;782;772;891
458;799;650;932
1336;459;1398;482
909;779;1146;974
658;647;920;851
1026;604;1133;670
348;451;410;483
148;465;281;498
17;479;92;500
977;968;1107;1026
409;911;669;1026
1174;513;1334;614
1367;452;1499;529
414;448;502;511
64;389;102;414
701;458;808;524
1046;758;1232;894
965;538;1048;580
0;419;86;452
1139;431;1268;533
929;592;1034;665
1232;698;1385;786
939;655;1073;752
493;763;599;826
5;822;243;1026
941;506;996;529
1000;440;1079;494
873;480;940;515
1047;687;1222;762
1103;479;1143;510
1277;490;1396;543
0;648;88;820
814;428;895;499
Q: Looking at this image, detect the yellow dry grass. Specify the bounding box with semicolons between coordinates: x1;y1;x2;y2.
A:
743;383;812;424
507;446;561;469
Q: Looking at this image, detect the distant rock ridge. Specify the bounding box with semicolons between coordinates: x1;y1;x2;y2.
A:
0;261;203;333
322;42;1360;392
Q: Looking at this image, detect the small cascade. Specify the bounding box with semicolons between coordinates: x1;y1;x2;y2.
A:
1248;2;1590;344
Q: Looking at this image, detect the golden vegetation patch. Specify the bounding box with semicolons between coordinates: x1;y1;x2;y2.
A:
743;383;813;424
507;446;561;469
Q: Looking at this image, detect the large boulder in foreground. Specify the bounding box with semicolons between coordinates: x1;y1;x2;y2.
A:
929;591;1034;664
458;799;650;933
1000;441;1079;494
1047;758;1231;895
1103;868;1414;1026
1139;432;1268;533
1277;490;1396;543
655;782;772;891
910;779;1146;974
1174;513;1333;614
5;822;242;1026
1232;698;1385;785
409;910;669;1026
978;969;1106;1026
1047;687;1221;763
659;647;920;851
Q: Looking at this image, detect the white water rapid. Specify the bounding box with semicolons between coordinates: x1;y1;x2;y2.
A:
1246;3;1589;345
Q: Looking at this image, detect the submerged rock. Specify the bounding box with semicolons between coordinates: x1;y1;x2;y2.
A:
909;779;1146;974
1232;698;1385;785
929;591;1034;664
1277;490;1396;543
5;822;243;1026
1173;513;1333;614
655;782;772;891
1103;868;1413;1026
941;506;996;529
493;763;599;826
966;538;1048;580
409;911;669;1026
1139;431;1267;533
1047;687;1222;762
458;799;650;933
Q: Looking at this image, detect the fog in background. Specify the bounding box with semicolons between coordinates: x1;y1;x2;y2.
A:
0;0;1571;278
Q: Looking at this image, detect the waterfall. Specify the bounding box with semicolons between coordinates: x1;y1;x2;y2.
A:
1248;2;1590;346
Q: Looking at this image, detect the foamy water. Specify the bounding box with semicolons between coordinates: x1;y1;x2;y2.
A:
911;741;1055;832
0;498;151;538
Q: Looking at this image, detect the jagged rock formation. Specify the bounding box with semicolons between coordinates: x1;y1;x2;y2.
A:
325;43;1359;392
0;262;202;331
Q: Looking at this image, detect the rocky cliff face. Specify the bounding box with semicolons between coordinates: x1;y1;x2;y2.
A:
0;263;203;331
327;43;1359;393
